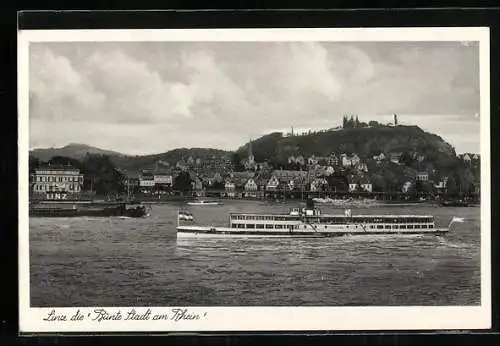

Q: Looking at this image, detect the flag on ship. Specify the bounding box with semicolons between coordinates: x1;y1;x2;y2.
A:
451;216;465;223
178;210;194;221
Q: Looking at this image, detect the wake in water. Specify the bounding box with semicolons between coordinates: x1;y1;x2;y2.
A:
436;236;477;250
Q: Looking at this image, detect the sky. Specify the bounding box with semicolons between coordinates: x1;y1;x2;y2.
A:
28;41;481;155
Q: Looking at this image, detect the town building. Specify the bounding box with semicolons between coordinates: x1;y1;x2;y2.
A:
31;165;84;200
153;173;173;186
390;152;403;164
308;155;319;166
416;171;429;182
244;178;258;197
360;178;373;193
224;181;236;197
325;166;335;176
434;177;448;192
356;162;369;172
139;172;155;194
266;175;280;191
373;152;386;161
327;153;339;166
402;181;413;193
310;177;328;192
341;153;361;167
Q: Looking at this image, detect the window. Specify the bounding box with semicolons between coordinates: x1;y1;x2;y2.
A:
232;224;237;228
275;225;283;229
407;225;414;229
422;225;428;229
246;224;255;229
237;224;244;228
400;225;406;229
256;224;265;229
429;224;434;228
414;225;421;229
393;225;399;229
377;225;383;229
265;224;274;229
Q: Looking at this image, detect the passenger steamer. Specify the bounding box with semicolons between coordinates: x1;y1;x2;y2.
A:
176;200;463;238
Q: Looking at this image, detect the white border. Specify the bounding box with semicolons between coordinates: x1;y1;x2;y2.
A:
18;27;491;333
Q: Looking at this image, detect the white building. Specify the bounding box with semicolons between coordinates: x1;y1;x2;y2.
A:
266;176;280;191
31;165;84;199
153;174;173;186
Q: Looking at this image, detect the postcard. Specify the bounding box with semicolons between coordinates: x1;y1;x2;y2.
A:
18;27;491;333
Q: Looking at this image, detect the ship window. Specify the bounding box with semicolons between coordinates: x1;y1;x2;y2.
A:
400;225;406;229
256;224;265;229
237;224;244;228
422;225;428;229
246;224;255;229
429;224;434;228
386;225;391;229
275;225;283;229
407;225;414;229
414;224;421;229
377;225;383;229
393;225;399;229
370;225;374;229
265;224;273;229
232;224;237;228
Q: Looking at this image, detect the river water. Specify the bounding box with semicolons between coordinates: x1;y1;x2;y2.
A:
29;200;481;307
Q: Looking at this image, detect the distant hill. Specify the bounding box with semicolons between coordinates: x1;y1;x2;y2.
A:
30;143;125;162
30;143;232;172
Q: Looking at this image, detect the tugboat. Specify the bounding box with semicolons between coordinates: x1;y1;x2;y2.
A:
176;199;464;238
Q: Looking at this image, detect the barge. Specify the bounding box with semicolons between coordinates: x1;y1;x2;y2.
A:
29;201;150;218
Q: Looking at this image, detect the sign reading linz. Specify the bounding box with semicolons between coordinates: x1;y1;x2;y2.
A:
46;192;68;200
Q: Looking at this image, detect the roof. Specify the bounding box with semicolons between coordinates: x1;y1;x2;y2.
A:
272;170;308;181
231;171;255;180
35;164;79;171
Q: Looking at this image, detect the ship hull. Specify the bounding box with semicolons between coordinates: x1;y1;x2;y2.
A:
29;203;149;218
176;226;449;238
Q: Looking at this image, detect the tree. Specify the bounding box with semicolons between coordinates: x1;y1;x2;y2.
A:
231;152;245;172
29;155;40;173
399;151;414;166
211;181;225;190
174;171;192;193
445;176;459;197
355;116;360;128
48;155;83;170
81;154;125;197
326;171;348;192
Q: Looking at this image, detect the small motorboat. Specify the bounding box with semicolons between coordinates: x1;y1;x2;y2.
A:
186;199;222;206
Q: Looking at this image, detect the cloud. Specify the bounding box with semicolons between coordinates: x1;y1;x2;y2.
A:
28;41;480;154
